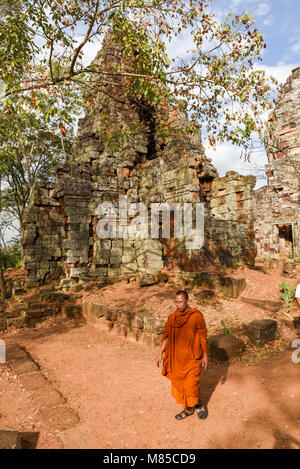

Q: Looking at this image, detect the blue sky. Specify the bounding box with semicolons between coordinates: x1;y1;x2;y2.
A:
203;0;300;187
80;0;300;189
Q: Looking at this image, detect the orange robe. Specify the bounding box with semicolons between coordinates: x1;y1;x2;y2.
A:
161;307;208;409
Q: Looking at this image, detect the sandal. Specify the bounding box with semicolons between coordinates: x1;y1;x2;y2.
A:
175;409;195;420
196;401;207;420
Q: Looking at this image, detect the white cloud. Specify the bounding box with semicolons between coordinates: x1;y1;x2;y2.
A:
263;14;274;26
291;42;300;54
165;30;195;61
254;62;298;83
289;36;300;55
75;36;103;67
255;3;271;17
204;142;268;189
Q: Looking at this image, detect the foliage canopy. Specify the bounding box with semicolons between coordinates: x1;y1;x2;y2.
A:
0;0;277;151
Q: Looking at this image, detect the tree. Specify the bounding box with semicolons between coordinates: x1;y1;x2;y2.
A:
0;171;7;300
0;71;75;298
0;237;21;270
0;104;74;230
0;0;277;149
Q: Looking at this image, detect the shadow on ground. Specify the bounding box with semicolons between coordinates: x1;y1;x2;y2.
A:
199;361;229;413
20;432;40;449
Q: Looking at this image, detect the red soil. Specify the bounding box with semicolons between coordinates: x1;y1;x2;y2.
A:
1;264;300;449
1;316;300;449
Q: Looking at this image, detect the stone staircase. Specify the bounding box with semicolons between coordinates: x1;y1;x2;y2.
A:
2;288;82;330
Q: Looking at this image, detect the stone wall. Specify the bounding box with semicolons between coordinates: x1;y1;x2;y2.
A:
22;35;259;288
254;66;300;261
209;172;256;266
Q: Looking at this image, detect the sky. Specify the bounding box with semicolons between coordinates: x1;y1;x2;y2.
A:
204;0;300;187
78;0;300;189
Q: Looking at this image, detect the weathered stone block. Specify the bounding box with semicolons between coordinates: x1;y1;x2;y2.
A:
143;316;164;334
194;289;215;303
19;371;52;390
126;326;142;341
120;263;138;274
219;277;246;298
158;273;168;283
0;431;22;449
208;334;246;360
146;260;164;272
8;358;39;375
25;310;43;320
245;319;278;346
282;262;296;278
121;249;136;263
182;271;220;289
111;322;128;337
6;344;28;361
109;257;121;266
139;274;158;287
61;304;82;318
118;311;144;329
89;268;107;276
140;332;162;348
82;300;105;318
107;268;121;278
104;309;120;322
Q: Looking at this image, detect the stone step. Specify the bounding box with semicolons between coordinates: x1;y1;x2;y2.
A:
24;310;43;319
24;309;53;319
6;316;26;328
5;310;21;318
23;301;47;309
5;343;79;432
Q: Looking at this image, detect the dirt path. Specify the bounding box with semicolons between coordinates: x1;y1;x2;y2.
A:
1;319;300;449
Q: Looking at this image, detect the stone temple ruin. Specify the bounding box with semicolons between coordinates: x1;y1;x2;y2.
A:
21;36;300;289
254;67;300;260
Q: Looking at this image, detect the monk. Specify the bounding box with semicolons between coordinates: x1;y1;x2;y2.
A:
156;290;208;420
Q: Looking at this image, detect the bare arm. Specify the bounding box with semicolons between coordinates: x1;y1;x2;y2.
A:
197;312;209;370
156;338;168;367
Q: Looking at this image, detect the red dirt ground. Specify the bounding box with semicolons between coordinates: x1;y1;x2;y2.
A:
81;262;300;336
1;264;300;449
1;317;300;449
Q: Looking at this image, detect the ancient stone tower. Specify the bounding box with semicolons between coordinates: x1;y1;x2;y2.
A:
254;66;300;261
22;35;257;287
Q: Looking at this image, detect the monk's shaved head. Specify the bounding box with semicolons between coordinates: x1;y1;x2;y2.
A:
176;290;188;300
175;290;189;312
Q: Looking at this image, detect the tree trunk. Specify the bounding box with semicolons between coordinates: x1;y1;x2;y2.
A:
0;261;6;301
0;170;7;300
